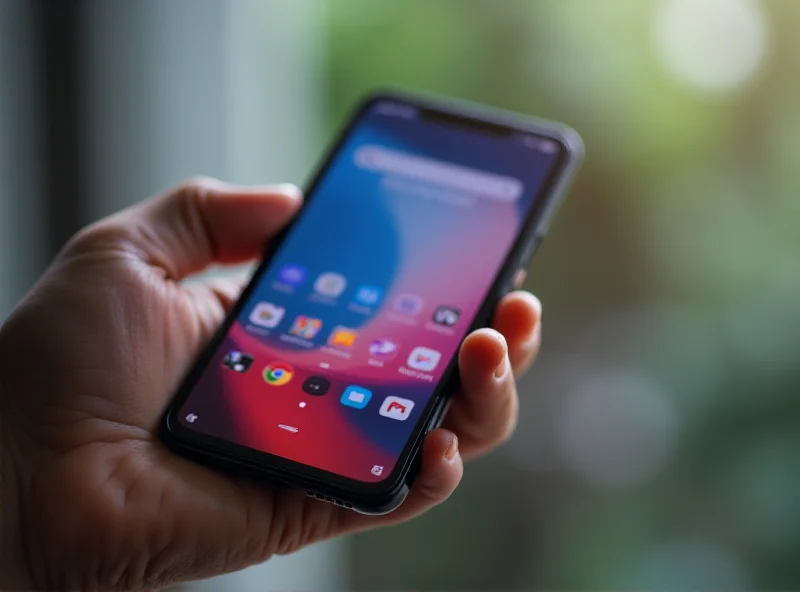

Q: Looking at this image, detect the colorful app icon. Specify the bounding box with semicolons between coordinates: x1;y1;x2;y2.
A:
340;385;372;409
407;347;441;372
379;396;415;421
249;302;285;329
263;362;293;386
433;305;461;327
314;272;347;298
328;326;358;349
222;351;254;373
302;375;330;396
371;465;384;476
278;264;307;286
354;285;383;307
369;338;399;361
289;315;323;339
393;293;423;316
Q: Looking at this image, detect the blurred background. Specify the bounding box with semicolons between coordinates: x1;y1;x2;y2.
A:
1;0;799;589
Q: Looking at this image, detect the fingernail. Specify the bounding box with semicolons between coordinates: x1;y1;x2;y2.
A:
444;434;459;463
275;183;302;200
494;351;510;379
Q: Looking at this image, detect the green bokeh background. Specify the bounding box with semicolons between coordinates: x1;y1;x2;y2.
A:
320;1;800;589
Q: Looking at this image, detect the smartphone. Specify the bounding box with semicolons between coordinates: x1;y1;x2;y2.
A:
162;91;583;514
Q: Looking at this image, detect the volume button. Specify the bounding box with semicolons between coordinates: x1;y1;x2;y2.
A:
428;399;452;431
521;234;544;267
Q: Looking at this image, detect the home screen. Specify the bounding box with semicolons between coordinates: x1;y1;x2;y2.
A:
179;101;561;483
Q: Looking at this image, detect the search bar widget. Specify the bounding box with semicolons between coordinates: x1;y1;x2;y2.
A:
354;145;523;203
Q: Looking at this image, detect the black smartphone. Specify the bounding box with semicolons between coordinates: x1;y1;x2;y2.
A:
162;91;583;514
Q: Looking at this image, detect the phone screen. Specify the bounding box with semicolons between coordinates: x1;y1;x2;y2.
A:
178;100;563;483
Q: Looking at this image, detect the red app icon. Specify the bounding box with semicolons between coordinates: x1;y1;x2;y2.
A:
379;396;415;421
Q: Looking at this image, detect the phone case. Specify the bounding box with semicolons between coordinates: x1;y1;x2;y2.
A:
161;90;584;515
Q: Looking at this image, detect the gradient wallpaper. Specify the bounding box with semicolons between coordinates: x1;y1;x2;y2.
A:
179;102;558;483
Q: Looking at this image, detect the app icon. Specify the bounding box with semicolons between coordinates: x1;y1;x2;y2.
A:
433;306;461;327
354;285;383;307
302;376;330;396
369;338;399;361
263;362;294;386
278;264;307;286
393;293;423;316
407;347;441;372
341;385;372;409
379;396;415;421
314;272;347;298
222;351;254;373
185;413;198;423
249;302;285;329
289;315;323;340
328;326;358;349
371;465;384;476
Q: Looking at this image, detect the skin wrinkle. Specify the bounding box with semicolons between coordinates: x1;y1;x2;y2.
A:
101;451;162;588
143;474;201;588
141;479;175;586
130;220;176;282
274;488;316;557
187;181;223;266
0;409;49;590
298;494;334;551
169;181;219;276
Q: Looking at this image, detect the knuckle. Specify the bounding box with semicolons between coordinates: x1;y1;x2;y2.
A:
176;176;217;202
65;219;138;256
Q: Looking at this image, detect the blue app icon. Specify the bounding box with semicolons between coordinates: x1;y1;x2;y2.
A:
354;285;383;307
340;385;372;409
278;264;307;286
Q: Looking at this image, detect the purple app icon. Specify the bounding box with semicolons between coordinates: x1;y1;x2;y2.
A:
278;264;307;286
392;293;423;316
369;338;398;361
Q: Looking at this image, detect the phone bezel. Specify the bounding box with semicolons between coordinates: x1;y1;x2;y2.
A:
162;90;583;509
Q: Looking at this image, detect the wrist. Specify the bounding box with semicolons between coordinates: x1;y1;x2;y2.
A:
0;415;35;589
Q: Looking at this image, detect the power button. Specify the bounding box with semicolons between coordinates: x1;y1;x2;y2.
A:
520;234;544;268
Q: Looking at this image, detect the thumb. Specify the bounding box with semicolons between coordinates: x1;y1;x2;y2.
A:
107;177;302;279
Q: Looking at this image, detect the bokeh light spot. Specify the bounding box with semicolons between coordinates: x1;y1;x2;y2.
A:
655;0;770;91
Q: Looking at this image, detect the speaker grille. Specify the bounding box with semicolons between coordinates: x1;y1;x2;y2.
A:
306;490;354;509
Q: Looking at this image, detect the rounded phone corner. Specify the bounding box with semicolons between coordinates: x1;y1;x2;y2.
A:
160;404;182;440
160;406;198;457
350;483;410;516
552;123;585;164
352;88;407;119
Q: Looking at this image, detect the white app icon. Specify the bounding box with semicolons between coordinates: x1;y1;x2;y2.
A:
249;302;285;328
379;396;415;421
371;465;384;476
406;347;441;372
314;272;347;298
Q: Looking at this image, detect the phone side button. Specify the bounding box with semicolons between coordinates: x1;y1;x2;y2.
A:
427;399;451;432
501;234;544;296
520;233;545;268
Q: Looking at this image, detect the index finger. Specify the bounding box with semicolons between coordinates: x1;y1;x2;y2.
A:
491;290;542;376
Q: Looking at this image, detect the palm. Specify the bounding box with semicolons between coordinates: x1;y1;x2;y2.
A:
1;238;327;586
0;179;539;590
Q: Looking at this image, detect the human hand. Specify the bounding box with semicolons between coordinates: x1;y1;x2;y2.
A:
0;178;542;590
